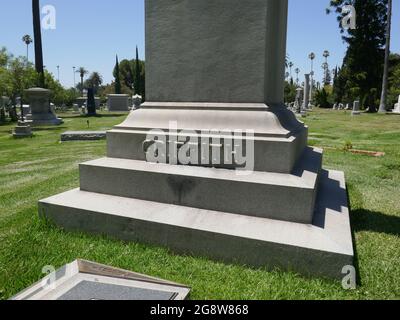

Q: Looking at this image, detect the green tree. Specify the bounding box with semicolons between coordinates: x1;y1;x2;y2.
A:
85;72;103;94
22;35;33;61
329;0;389;111
315;88;331;108
378;0;393;113
76;67;88;95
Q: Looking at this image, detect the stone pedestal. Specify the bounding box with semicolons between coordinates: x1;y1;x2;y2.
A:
107;94;130;111
13;121;33;138
352;100;361;116
39;0;353;279
25;88;63;126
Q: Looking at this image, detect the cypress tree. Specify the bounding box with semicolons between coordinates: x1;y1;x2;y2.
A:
134;46;141;95
114;55;122;94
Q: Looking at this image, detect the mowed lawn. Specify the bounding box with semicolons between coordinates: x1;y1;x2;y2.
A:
0;109;399;300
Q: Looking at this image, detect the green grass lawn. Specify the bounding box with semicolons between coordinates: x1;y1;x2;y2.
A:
0;109;399;300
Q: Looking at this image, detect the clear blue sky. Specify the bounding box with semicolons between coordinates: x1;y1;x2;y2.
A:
0;0;399;88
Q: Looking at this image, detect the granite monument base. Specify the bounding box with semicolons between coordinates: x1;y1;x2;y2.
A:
39;169;352;280
13;121;33;138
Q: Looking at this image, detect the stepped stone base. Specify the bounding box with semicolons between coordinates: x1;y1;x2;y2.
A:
39;169;353;279
79;147;322;224
13;122;33;138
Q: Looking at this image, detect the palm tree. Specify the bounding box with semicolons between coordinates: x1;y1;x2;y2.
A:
323;50;330;64
32;0;44;87
288;62;294;78
87;72;103;94
22;35;32;61
379;0;393;113
295;68;300;85
76;67;89;95
308;52;316;104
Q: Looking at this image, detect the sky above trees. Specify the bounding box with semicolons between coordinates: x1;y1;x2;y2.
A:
0;0;399;88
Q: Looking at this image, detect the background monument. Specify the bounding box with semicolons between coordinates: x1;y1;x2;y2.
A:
39;0;353;279
25;88;63;126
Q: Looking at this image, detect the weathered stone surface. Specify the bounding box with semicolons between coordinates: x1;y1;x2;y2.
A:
61;131;107;142
39;170;353;280
13;121;33;138
80;147;322;224
38;0;354;279
107;94;130;111
25;88;63;126
352;100;361;116
146;0;287;104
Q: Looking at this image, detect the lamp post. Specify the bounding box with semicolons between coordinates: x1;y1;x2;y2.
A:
73;66;76;90
57;65;60;82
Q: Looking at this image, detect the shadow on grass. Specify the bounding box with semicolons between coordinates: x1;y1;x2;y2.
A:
348;206;400;287
351;209;400;237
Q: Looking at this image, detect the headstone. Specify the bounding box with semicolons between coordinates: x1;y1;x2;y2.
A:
332;103;337;110
87;88;97;116
24;88;63;126
39;0;353;279
352;100;361;116
13;121;33;138
107;94;130;111
393;95;400;114
132;94;142;109
11;260;190;300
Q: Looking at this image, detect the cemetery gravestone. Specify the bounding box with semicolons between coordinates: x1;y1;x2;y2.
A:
393;95;400;114
107;94;130;111
352;100;361;116
25;88;63;126
39;0;353;279
13;121;33;138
